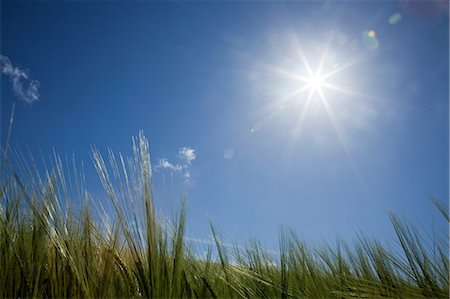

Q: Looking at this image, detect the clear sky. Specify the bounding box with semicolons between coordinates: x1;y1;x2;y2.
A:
1;1;448;249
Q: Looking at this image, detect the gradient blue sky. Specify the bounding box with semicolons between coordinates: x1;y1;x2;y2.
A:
1;1;448;249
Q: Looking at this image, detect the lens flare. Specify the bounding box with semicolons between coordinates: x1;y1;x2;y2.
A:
389;13;402;25
362;30;379;50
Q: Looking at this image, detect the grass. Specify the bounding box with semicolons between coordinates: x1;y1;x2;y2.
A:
0;131;448;298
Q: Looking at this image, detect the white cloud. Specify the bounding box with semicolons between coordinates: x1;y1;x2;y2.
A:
155;146;196;184
178;147;196;165
0;55;40;103
155;158;182;172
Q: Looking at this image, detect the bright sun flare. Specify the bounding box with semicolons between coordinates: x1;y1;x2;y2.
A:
305;73;326;93
251;30;395;199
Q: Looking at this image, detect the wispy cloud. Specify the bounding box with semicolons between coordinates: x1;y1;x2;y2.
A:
155;158;182;172
178;147;196;165
0;55;40;103
155;147;196;184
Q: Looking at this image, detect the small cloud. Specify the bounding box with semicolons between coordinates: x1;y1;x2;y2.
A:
223;148;234;160
155;146;196;184
155;158;182;172
0;55;40;103
179;147;196;165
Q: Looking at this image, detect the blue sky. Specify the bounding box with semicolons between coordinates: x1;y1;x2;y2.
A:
1;1;448;249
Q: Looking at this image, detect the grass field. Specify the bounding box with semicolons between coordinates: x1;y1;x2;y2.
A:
0;132;448;298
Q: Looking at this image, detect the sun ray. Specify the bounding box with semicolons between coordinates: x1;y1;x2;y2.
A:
283;85;312;101
322;82;430;110
317;89;356;175
317;89;382;214
292;89;315;140
258;63;311;82
248;83;312;125
321;52;371;80
316;29;336;77
322;82;386;101
282;88;315;170
289;33;315;78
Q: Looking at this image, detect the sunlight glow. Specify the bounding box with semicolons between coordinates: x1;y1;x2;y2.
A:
262;31;383;200
305;73;326;94
246;30;389;192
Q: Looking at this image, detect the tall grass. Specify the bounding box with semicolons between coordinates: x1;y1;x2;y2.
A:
0;132;448;298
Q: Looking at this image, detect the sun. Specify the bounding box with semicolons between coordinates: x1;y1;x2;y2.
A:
244;30;388;199
305;73;326;94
